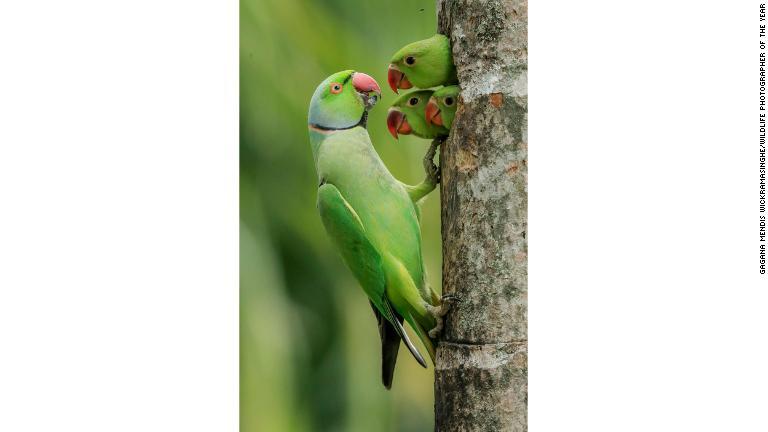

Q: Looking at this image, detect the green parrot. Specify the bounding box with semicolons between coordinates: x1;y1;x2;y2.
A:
386;90;448;140
426;85;459;130
388;34;457;93
308;70;448;389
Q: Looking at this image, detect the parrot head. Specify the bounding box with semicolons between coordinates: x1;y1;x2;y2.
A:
387;90;448;140
388;34;456;93
425;85;459;129
308;70;382;130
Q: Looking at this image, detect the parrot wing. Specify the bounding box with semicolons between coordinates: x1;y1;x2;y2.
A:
317;183;428;374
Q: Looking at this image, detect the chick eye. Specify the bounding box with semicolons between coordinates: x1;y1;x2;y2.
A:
408;97;419;106
330;83;343;94
405;56;416;66
444;96;455;106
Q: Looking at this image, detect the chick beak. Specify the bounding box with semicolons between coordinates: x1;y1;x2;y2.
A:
387;64;413;94
386;109;412;139
425;98;443;127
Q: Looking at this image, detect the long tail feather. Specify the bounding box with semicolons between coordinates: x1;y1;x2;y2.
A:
370;301;402;389
383;299;427;368
410;317;436;364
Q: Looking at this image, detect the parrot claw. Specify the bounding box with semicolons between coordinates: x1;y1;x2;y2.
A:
441;293;459;303
426;294;458;339
423;139;442;185
428;322;442;339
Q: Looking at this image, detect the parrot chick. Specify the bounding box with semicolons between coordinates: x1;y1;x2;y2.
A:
388;34;457;93
387;90;448;140
308;70;447;389
426;85;459;130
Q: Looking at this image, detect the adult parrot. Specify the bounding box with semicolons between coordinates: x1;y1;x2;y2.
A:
388;34;457;93
387;90;448;140
308;70;448;389
426;85;459;129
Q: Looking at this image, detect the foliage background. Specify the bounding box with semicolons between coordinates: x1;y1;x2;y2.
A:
240;0;442;430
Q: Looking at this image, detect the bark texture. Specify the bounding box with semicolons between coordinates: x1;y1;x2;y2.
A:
435;0;527;431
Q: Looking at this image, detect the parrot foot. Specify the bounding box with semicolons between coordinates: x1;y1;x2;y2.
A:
423;138;442;185
426;294;458;338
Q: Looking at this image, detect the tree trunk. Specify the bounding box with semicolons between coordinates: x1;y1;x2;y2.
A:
434;0;527;431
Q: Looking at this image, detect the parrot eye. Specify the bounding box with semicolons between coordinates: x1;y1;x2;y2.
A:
444;97;455;106
408;97;419;106
330;83;343;94
405;56;416;66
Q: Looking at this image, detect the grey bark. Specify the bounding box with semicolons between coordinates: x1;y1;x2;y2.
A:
434;0;527;431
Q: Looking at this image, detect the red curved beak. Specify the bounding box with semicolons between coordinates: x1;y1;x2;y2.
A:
425;98;443;127
386;109;412;139
352;72;381;94
387;64;413;94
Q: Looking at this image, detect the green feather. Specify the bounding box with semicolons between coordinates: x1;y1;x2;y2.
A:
390;90;448;139
432;85;460;129
390;34;457;89
308;71;439;386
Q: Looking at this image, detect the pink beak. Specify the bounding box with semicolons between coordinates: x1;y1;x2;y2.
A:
386;109;412;139
387;64;413;94
425;98;442;127
352;72;381;94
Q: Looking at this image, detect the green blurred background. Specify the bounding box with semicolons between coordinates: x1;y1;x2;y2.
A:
240;1;442;430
